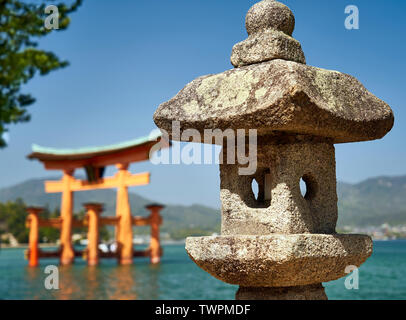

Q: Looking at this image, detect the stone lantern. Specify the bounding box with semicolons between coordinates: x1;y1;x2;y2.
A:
153;0;394;300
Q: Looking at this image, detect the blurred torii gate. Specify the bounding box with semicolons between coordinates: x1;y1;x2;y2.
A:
27;134;167;265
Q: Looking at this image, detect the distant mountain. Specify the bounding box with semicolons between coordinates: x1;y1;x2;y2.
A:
1;175;406;232
337;176;406;227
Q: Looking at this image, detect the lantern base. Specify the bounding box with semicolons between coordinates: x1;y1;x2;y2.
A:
236;283;327;300
186;233;372;288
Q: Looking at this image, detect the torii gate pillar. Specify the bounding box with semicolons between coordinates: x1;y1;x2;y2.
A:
116;163;134;265
146;204;164;264
84;203;103;266
26;207;43;267
60;169;75;265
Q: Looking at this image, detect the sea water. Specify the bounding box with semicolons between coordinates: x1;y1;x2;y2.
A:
0;240;405;300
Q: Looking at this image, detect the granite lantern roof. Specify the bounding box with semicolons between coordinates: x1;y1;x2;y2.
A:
154;0;394;144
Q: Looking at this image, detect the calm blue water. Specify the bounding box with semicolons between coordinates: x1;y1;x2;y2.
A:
0;241;405;300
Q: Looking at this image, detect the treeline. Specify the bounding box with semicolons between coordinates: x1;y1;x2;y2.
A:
131;225;217;241
0;199;59;243
169;227;217;240
0;199;109;244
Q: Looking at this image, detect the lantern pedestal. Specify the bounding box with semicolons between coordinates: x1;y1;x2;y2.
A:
186;234;372;299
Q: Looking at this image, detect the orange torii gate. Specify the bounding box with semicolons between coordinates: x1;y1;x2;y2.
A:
27;135;167;266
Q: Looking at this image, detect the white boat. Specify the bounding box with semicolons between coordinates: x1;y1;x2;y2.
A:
98;243;109;253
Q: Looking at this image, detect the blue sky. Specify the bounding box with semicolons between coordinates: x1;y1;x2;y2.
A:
0;0;405;208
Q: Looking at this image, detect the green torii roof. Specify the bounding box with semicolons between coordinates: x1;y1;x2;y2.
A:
27;131;163;162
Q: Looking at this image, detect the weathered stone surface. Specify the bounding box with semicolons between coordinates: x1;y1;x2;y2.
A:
231;29;306;67
154;59;394;144
231;0;306;67
236;284;327;300
186;234;372;287
221;141;337;235
245;0;295;36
